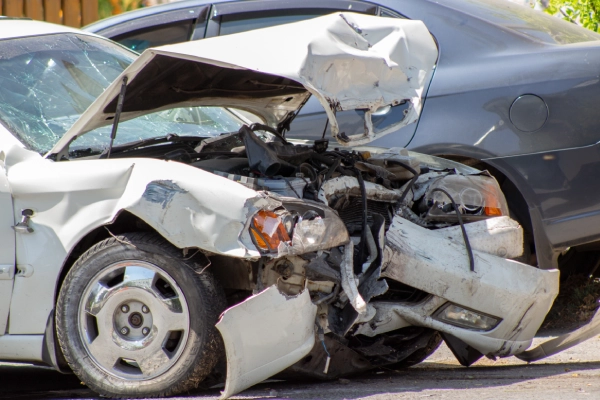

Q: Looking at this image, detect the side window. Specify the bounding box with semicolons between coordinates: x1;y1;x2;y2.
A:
219;9;336;36
379;7;406;19
113;20;194;52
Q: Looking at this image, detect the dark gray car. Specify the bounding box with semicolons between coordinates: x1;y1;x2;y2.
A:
85;0;600;273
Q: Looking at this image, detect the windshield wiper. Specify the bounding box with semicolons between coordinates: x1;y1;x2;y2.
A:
69;147;105;158
99;134;205;158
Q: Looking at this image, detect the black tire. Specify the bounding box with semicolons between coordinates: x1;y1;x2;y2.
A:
389;331;442;369
56;232;226;398
509;208;534;265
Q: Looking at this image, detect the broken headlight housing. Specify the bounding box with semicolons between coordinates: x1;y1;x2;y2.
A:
422;174;509;222
433;302;501;331
250;201;350;255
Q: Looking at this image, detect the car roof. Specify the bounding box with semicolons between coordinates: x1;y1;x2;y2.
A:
83;0;379;33
87;0;600;48
0;18;85;40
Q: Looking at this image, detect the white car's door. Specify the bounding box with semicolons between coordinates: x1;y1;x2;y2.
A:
0;154;15;335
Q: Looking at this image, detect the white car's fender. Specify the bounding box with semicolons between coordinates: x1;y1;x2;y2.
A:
4;144;264;334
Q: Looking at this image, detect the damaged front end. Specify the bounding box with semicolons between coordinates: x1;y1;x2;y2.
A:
208;125;560;398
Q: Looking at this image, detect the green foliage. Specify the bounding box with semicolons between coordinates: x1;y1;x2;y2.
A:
546;0;600;32
99;0;113;19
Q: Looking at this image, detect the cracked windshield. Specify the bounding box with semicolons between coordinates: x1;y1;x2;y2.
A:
0;33;244;156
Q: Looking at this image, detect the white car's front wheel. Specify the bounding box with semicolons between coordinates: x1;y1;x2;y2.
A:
56;232;225;398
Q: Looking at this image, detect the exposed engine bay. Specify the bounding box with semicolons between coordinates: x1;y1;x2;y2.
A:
107;122;508;236
100;122;541;392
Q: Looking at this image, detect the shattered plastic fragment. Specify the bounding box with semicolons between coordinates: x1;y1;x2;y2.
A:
216;286;317;399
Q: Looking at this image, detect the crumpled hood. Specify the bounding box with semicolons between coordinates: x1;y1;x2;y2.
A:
49;12;437;156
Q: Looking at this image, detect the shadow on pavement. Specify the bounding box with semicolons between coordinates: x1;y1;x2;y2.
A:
2;360;600;399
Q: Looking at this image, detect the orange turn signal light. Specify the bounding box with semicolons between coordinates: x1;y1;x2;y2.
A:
483;182;506;216
250;210;290;252
484;207;503;216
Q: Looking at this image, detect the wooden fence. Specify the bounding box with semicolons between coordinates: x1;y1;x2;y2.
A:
0;0;99;27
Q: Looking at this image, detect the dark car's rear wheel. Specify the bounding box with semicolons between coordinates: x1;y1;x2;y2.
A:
56;232;225;398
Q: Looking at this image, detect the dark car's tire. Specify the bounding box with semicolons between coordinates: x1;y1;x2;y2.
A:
56;232;225;398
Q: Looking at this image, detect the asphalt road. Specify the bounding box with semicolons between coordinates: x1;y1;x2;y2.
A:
2;333;600;400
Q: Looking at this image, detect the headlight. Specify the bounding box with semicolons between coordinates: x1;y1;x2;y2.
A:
279;211;298;237
250;200;350;256
422;174;509;222
250;210;291;253
433;302;501;331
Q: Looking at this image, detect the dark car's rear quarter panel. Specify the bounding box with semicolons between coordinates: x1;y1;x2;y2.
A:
381;0;600;267
491;144;600;248
411;45;600;157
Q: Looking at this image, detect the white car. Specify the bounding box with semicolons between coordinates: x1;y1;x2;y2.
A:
0;14;586;400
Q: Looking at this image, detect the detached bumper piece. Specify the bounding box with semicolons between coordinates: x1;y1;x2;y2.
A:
516;307;600;362
378;216;559;358
216;286;317;399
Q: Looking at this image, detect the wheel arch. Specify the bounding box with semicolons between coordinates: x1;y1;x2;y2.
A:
54;211;158;303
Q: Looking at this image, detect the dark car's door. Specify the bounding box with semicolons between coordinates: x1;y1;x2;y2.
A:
202;0;393;141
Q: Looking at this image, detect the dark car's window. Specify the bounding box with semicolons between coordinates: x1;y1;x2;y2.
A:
219;9;334;36
379;7;405;19
113;20;194;52
0;34;135;154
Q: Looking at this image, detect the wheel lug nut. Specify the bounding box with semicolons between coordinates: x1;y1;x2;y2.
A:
120;327;129;335
121;305;129;313
142;327;150;336
142;305;149;314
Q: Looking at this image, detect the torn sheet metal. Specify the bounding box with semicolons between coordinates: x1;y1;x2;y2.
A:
434;216;523;259
123;160;264;259
216;285;317;399
380;216;559;356
49;12;438;156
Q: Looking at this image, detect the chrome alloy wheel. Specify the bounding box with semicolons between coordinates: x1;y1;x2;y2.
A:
78;261;190;380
